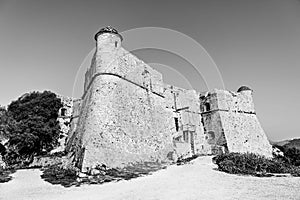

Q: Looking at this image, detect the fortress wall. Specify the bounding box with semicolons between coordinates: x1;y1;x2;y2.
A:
80;75;174;170
70;44;174;170
215;90;272;157
163;85;176;110
67;84;94;168
66;99;81;151
219;111;272;157
84;55;97;92
175;89;208;154
94;46;165;97
163;85;192;158
200;89;272;156
200;92;227;152
201;112;226;146
51;96;73;154
164;85;210;156
216;89;255;113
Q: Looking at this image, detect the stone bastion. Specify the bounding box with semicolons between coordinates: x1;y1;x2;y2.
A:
65;27;272;172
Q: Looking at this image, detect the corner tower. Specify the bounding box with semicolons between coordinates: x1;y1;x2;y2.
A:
94;26;123;69
68;27;174;172
200;87;272;157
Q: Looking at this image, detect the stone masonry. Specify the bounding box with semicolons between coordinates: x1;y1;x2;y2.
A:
67;27;272;172
51;96;73;154
200;88;272;156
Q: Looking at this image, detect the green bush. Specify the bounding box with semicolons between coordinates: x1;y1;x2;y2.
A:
0;167;15;183
284;147;300;166
41;164;79;187
214;153;269;175
274;144;300;166
265;159;288;173
289;166;300;177
213;152;298;176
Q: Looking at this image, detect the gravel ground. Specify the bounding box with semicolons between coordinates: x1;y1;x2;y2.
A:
1;156;300;200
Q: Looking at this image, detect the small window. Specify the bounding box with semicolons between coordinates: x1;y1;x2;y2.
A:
183;131;189;142
208;131;215;140
204;102;210;111
61;108;67;116
174;117;179;132
115;41;118;47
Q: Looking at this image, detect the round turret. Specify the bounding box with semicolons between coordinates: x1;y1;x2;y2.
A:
237;86;252;93
94;26;123;41
94;26;123;69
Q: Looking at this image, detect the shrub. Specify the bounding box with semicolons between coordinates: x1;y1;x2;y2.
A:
0;167;15;183
289;166;300;177
273;143;300;166
284;147;300;166
214;153;269;175
41;164;79;187
265;159;288;173
213;152;294;176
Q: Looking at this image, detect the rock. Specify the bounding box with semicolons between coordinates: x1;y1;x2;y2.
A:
272;146;284;157
78;172;87;178
76;177;82;182
90;169;101;175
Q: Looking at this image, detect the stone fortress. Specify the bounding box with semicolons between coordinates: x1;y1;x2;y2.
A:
63;26;272;172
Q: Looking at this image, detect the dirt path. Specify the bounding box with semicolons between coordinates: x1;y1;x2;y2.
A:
1;156;300;200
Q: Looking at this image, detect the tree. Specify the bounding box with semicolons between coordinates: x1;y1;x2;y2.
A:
5;91;63;162
0;106;18;139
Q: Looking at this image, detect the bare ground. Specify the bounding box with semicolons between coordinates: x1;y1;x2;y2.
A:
0;156;300;200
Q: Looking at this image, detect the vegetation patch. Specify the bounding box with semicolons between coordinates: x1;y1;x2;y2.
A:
0;168;15;183
41;164;78;187
177;155;199;165
0;91;63;168
274;145;300;167
213;152;300;177
41;162;168;187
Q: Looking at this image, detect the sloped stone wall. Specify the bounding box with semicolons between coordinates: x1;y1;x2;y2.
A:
217;89;271;157
70;45;174;171
219;111;272;157
200;89;272;157
65;99;81;152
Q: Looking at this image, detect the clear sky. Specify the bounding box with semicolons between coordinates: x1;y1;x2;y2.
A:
0;0;299;141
